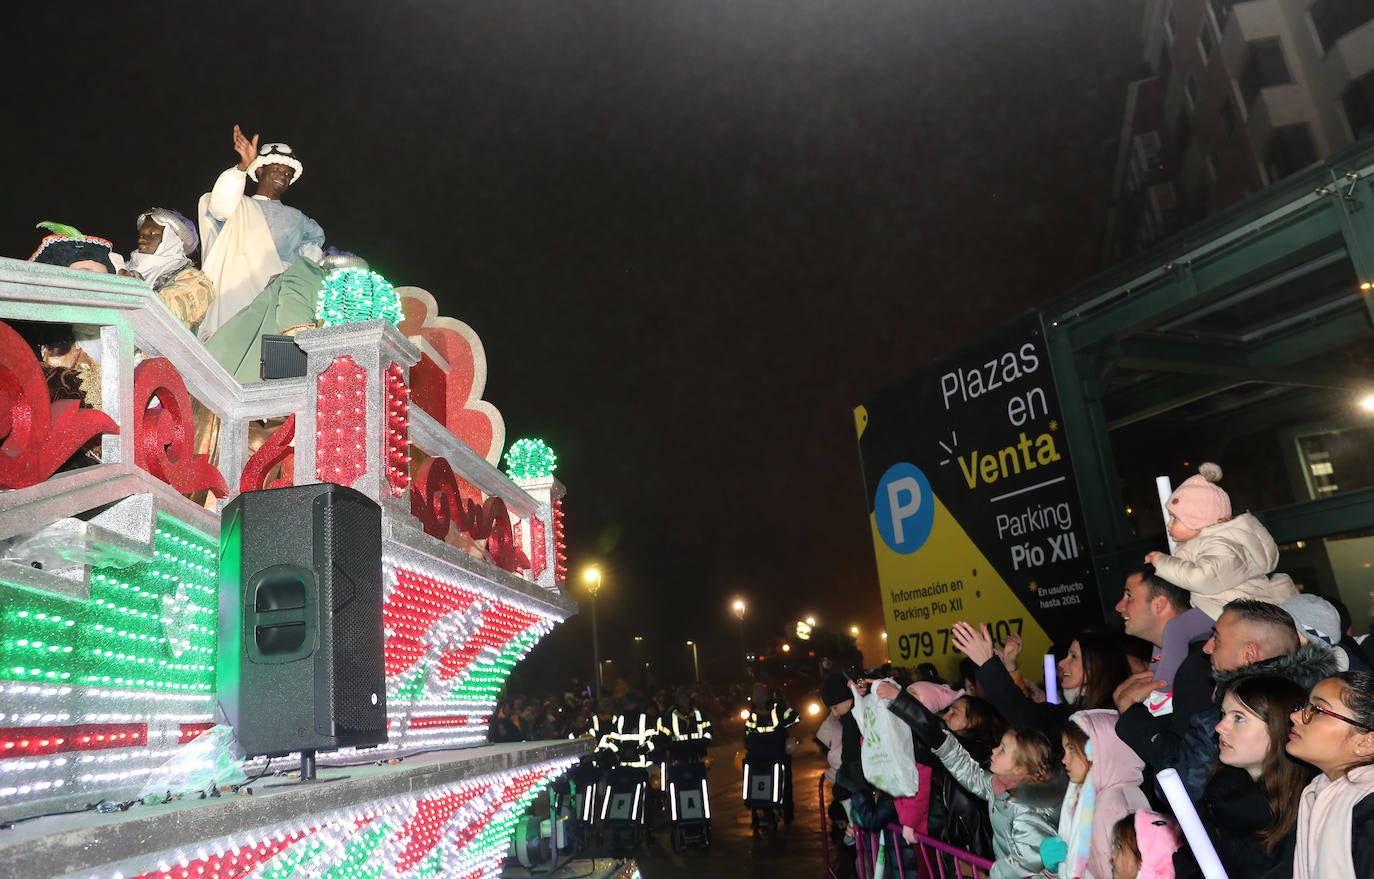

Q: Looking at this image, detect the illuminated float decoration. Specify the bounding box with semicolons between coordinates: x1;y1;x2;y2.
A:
0;258;577;877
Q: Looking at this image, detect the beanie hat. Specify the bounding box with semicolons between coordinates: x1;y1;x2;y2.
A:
908;681;963;713
247;142;304;183
1167;462;1231;531
821;673;851;707
1281;594;1342;647
1133;811;1183;879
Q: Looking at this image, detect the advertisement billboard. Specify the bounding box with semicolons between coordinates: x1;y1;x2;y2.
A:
855;311;1102;677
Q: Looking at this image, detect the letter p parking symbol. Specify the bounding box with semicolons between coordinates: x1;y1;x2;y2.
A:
875;463;934;554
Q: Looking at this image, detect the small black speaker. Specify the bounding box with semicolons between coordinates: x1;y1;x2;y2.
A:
217;483;388;757
260;335;307;380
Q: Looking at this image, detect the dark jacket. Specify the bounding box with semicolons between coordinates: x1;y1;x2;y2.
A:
1119;642;1339;801
1338;634;1372;672
888;690;999;856
925;728;997;858
832;711;867;799
973;659;1071;742
1197;765;1300;879
1116;636;1213;758
1354;792;1374;878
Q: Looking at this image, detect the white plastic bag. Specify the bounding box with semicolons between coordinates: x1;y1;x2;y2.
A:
853;678;921;797
138;724;249;798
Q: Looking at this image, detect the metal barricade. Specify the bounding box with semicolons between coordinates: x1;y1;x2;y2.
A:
905;827;993;879
851;824;993;879
819;773;841;879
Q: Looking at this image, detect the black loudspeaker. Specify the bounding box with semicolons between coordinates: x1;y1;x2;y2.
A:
260;335;307;379
217;483;388;757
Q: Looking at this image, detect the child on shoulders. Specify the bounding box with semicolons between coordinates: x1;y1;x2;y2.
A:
1145;462;1296;620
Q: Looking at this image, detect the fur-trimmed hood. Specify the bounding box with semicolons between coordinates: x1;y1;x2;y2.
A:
1010;765;1070;814
1212;641;1340;692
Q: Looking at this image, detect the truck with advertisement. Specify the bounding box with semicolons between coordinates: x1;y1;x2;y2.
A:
854;311;1102;679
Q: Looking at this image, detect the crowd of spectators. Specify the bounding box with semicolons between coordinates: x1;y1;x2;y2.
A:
817;464;1374;879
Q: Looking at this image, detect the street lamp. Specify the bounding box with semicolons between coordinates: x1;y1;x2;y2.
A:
686;640;700;684
633;636;645;688
732;599;747;671
584;567;603;695
850;625;860;637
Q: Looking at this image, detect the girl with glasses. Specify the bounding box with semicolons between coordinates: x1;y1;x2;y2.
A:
1285;671;1374;878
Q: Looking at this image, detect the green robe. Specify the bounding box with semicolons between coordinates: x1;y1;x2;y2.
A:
203;258;322;384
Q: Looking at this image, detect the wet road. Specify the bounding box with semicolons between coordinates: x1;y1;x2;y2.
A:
610;719;846;878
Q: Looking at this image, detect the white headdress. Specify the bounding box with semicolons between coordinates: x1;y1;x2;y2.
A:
247;142;304;183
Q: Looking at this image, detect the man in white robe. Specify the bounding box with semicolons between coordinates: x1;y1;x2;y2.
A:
197;125;324;340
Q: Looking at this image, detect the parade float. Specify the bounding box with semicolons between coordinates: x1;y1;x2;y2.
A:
0;257;587;878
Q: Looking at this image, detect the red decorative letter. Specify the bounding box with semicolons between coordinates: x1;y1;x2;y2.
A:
132;358;227;497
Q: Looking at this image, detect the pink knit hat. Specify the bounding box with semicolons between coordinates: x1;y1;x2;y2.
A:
1167;462;1231;531
908;681;963;713
1133;811;1183;879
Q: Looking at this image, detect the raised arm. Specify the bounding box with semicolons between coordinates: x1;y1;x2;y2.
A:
207;125;259;221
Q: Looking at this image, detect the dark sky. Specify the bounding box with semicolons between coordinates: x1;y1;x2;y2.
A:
7;1;1144;686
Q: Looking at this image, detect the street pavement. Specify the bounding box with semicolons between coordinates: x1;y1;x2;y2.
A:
637;738;833;877
609;718;846;878
511;717;852;879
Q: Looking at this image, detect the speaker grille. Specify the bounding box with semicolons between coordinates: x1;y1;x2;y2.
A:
218;484;387;756
318;490;385;731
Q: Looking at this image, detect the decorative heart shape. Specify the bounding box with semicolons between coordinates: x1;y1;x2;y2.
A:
397;288;505;465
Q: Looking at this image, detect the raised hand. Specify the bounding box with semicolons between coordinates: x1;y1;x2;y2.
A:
873;680;900;700
1000;634;1024;671
1113;670;1168;713
232;124;260;171
950;621;996;666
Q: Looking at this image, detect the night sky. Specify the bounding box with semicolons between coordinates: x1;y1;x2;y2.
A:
7;1;1145;688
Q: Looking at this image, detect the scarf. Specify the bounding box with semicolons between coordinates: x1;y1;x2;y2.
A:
1294;764;1374;879
127;226;192;291
991;772;1024;797
1056;779;1097;879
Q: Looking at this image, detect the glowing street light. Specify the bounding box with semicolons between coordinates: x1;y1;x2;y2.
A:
584;567;603;694
732;598;747;671
686;640;700;683
850;625;860;637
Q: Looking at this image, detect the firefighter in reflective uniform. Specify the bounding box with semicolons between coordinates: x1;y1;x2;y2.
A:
571;697;616;742
597;692;662;769
744;683;800;824
658;687;713;763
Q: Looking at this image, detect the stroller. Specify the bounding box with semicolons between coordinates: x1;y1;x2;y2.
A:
742;754;787;835
664;758;711;850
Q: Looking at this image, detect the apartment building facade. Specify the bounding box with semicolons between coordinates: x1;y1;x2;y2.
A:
1105;0;1374;262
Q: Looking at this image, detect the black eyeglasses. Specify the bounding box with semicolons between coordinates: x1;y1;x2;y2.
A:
1299;701;1372;731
